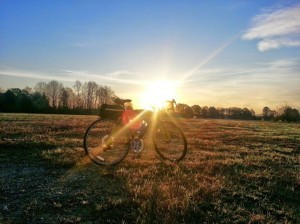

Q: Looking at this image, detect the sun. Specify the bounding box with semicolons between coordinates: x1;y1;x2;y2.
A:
140;80;178;110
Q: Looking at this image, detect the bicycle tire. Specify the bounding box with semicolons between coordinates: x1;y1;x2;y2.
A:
83;119;130;165
153;120;187;162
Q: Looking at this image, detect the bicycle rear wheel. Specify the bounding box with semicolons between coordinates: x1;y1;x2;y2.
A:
153;120;187;162
83;119;130;165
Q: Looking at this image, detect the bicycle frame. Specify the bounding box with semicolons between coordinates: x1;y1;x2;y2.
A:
84;97;187;165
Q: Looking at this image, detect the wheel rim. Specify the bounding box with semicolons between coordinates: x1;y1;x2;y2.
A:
154;121;187;162
84;120;129;165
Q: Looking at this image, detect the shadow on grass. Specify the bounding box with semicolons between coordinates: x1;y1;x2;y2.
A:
0;142;140;223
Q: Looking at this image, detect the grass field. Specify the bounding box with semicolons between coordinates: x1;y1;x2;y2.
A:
0;113;299;223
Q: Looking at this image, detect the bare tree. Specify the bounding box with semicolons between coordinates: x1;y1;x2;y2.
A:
1;79;118;113
23;86;32;94
82;82;88;109
73;80;82;108
86;81;98;110
34;82;47;94
104;86;114;104
98;85;114;105
59;87;69;108
66;87;75;109
47;80;62;108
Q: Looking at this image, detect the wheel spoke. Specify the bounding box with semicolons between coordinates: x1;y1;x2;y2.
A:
154;121;187;162
84;119;129;165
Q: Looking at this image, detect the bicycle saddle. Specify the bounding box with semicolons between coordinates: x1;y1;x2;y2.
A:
112;97;132;105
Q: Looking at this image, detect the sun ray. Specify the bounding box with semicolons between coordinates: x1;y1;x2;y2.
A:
139;80;179;110
179;33;241;83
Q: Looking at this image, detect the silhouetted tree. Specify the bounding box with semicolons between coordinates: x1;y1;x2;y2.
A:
279;107;300;122
184;106;193;118
217;108;225;119
7;89;47;112
32;92;49;112
227;107;254;120
191;105;201;117
19;92;33;112
60;88;69;108
176;103;193;118
262;106;275;120
201;106;209;118
1;90;16;112
242;108;255;120
208;106;219;118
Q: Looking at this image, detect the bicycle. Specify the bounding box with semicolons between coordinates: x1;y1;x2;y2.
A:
83;97;187;166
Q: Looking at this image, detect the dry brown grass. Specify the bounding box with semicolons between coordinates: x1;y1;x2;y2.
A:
0;114;299;223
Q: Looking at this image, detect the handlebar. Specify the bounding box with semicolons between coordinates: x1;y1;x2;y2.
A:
112;97;132;105
165;99;176;107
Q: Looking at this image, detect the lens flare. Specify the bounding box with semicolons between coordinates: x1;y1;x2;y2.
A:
140;80;178;110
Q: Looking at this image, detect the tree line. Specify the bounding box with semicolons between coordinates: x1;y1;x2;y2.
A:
0;80;114;114
261;105;300;122
175;103;300;122
0;80;299;122
175;103;256;120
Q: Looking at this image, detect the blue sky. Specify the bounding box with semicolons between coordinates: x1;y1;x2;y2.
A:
1;0;300;112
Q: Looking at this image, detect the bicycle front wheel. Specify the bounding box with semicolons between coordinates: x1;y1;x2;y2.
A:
83;119;130;166
153;120;187;162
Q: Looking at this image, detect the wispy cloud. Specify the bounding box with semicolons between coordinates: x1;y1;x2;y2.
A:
0;66;148;87
243;3;300;51
0;68;70;82
106;70;140;78
69;41;96;48
183;57;300;110
186;57;300;84
259;57;300;69
60;69;147;85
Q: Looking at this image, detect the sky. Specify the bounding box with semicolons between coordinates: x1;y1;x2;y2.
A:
1;0;300;112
